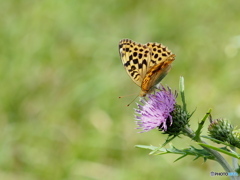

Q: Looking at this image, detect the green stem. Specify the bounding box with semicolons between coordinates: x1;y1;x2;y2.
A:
231;147;239;171
183;126;238;180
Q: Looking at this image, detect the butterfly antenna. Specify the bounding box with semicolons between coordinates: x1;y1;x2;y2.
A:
126;94;139;107
119;93;137;98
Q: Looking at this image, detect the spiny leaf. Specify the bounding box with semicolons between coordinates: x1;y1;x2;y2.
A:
136;144;216;161
135;145;160;151
174;154;187;162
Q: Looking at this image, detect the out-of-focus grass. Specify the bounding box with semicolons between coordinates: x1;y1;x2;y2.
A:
0;0;239;179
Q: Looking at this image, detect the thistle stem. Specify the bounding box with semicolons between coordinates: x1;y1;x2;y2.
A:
231;147;239;171
183;126;238;180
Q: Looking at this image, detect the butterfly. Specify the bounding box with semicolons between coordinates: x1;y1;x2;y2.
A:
119;39;176;97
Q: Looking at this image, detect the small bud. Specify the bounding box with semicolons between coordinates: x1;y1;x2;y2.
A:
208;119;240;148
208;119;233;142
231;129;240;149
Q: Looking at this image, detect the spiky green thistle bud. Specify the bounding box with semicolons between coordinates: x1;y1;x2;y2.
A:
208;119;240;148
232;129;240;149
208;119;233;142
162;104;190;136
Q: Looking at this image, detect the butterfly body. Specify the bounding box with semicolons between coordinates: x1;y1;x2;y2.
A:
119;39;175;97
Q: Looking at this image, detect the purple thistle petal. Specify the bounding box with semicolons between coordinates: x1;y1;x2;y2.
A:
135;85;176;132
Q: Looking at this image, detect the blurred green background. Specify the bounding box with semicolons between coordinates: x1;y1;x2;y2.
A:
0;0;240;179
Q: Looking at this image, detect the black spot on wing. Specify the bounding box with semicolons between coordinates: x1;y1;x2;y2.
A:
129;55;133;60
133;73;140;80
133;59;138;64
131;65;136;71
124;61;130;67
151;60;156;64
142;59;147;66
129;71;139;80
134;74;139;79
138;59;147;69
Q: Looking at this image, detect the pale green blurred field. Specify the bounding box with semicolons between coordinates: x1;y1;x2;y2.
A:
0;0;240;180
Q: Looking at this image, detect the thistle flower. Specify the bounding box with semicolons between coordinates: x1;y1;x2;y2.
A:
135;86;177;132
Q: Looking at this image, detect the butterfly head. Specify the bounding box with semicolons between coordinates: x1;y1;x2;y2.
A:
139;90;148;97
